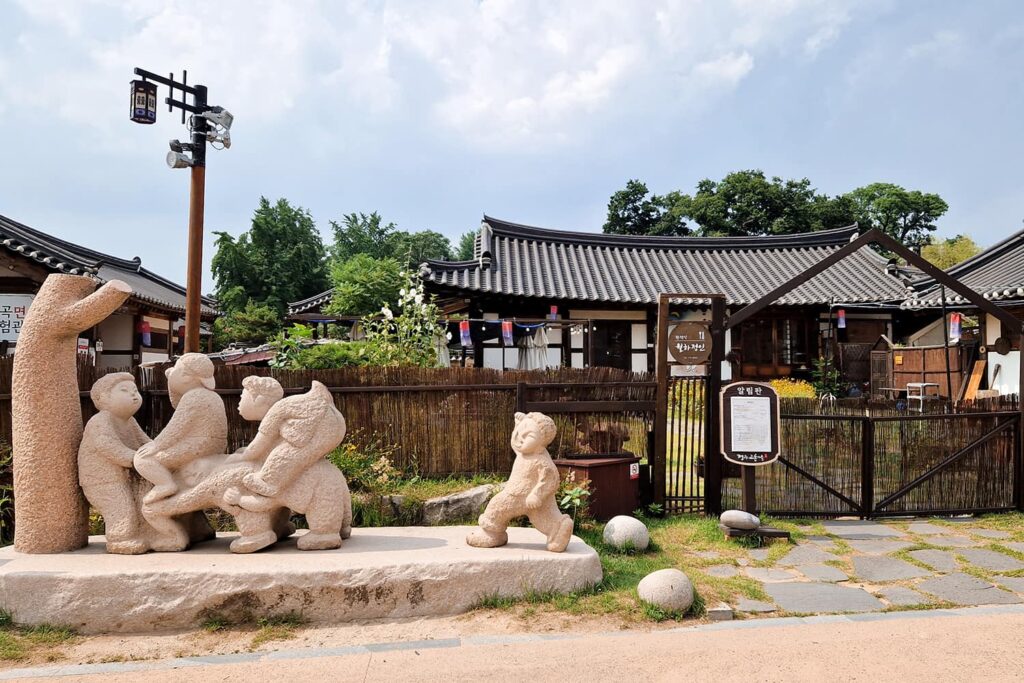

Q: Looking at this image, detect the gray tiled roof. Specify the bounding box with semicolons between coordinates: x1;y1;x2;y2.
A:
905;228;1024;308
0;213;219;317
420;216;910;306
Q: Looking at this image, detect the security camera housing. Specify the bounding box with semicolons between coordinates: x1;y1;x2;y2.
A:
166;151;193;169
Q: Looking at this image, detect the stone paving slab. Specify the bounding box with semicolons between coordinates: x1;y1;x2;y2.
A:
747;549;770;562
822;521;904;539
852;556;931;582
735;598;776;613
908;549;958;573
692;550;722;560
763;582;884;613
797;564;848;582
995;577;1024;594
875;586;930;607
745;568;799;583
804;536;837;549
705;565;739;578
1003;542;1024;554
969;529;1012;539
918;573;1022;606
777;545;835;566
927;535;980;548
846;540;913;555
957;549;1024;572
907;522;951;535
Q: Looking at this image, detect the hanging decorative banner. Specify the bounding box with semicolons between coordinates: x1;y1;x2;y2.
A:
950;312;962;340
836;309;846;329
501;320;514;346
548;305;558;320
137;320;152;347
459;320;471;347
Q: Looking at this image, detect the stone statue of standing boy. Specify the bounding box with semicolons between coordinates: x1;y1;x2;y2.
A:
467;411;574;553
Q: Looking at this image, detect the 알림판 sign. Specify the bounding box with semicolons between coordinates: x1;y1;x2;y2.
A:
719;381;780;466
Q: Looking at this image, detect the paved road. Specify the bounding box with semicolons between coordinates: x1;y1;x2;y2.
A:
9;605;1024;682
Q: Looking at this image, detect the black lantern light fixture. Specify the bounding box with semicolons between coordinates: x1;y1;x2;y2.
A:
129;79;158;124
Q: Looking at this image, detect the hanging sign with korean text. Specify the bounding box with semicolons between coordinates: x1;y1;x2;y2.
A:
720;381;781;466
668;321;711;365
0;294;33;343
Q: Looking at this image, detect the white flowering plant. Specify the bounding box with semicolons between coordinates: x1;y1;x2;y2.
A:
360;269;447;367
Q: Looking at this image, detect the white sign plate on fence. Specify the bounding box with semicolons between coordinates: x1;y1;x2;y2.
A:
0;294;33;343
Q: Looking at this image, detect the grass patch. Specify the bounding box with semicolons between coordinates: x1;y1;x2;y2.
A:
472;514;775;624
250;613;306;649
0;612;76;662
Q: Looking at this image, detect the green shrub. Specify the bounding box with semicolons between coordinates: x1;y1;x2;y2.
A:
291;341;374;369
327;432;402;494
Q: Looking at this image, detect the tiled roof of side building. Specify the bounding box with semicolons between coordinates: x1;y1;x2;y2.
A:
905;228;1024;308
0;213;219;317
419;216;911;306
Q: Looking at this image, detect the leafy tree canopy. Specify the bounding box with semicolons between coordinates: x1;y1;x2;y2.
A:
604;172;949;249
212;197;329;315
323;253;404;317
921;234;982;269
329;212;398;262
211;300;283;350
456;231;477;260
843;182;949;251
390;229;453;264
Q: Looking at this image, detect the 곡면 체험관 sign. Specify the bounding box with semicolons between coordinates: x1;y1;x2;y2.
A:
719;381;781;466
668;321;711;365
0;294;33;343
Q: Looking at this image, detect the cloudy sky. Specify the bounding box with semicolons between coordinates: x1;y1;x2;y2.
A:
1;0;1021;291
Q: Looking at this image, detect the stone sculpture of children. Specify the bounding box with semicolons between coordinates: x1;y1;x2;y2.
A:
227;378;347;504
134;353;227;504
223;376;351;550
467;411;574;553
78;372;154;554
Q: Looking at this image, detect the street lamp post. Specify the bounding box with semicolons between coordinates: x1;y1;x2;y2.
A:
128;68;232;353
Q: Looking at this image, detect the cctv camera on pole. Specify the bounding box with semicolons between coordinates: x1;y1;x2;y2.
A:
128;68;233;353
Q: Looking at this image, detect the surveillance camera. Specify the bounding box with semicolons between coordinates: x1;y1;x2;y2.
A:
166;151;193;169
202;107;233;130
169;139;183;153
206;129;231;149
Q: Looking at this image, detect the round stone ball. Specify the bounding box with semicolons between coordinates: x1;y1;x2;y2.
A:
720;509;760;530
637;568;694;613
603;515;650;551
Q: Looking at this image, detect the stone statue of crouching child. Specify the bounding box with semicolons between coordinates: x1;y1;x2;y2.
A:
467;411;574;553
223;377;352;550
78;372;155;554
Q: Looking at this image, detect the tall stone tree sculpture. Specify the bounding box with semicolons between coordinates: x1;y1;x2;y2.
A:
12;275;132;553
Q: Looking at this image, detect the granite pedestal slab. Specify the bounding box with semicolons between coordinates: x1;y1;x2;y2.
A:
0;527;602;634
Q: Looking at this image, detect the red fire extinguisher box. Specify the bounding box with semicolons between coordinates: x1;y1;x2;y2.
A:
553;456;641;521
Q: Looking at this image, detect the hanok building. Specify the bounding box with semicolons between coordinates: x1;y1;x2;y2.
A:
0;213;218;369
292;216;913;380
904;227;1024;395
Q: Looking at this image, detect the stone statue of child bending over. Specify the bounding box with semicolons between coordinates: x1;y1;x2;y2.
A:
78;372;153;554
224;378;347;513
467;411;574;553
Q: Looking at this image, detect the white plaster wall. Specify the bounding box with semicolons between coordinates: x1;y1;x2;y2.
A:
985;313;1020;395
97;313;133;350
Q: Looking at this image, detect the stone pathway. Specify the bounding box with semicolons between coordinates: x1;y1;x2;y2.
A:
704;517;1024;617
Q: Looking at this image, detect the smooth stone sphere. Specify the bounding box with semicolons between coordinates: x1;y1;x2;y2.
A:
603;515;650;551
637;568;694;613
720;509;760;530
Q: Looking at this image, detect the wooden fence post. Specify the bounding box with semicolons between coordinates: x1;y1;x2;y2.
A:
861;417;875;518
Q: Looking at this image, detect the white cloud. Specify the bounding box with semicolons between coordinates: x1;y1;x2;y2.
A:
0;0;857;152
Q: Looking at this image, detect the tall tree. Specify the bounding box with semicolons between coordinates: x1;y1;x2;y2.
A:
844;183;949;251
212;197;329;314
921;234;982;269
456;231;477;260
603;179;691;236
329;212;398;262
390;230;453;264
323;254;404;316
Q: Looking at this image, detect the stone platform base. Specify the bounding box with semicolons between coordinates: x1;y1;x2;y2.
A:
0;527;602;634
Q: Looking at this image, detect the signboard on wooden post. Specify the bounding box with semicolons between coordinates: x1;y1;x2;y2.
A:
719;381;781;466
668;321;711;365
